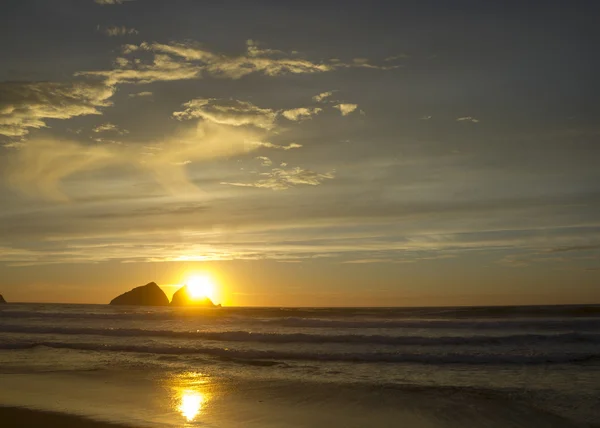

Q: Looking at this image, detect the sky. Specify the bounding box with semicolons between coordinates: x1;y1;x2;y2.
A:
1;0;599;306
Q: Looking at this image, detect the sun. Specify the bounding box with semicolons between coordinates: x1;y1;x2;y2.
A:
186;274;216;301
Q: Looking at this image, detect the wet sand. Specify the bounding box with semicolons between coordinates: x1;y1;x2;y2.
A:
0;407;138;428
0;371;587;428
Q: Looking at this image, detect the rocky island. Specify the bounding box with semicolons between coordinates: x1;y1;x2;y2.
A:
0;294;6;304
110;282;169;306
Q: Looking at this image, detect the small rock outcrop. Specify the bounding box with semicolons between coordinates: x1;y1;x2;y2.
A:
0;294;6;304
110;282;169;306
170;285;216;307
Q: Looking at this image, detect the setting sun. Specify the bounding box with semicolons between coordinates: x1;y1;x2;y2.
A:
186;275;217;302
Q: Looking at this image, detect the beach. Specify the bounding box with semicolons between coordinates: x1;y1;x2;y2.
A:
0;407;134;428
1;304;600;427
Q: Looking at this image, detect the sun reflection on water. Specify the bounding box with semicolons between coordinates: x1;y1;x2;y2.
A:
169;372;212;423
178;390;205;422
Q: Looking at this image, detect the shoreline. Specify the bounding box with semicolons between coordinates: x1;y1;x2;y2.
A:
0;407;139;428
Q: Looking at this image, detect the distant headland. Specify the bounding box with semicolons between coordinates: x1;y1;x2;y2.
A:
110;282;219;307
0;294;6;304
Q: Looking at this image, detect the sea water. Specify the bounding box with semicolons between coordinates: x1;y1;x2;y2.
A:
1;304;599;427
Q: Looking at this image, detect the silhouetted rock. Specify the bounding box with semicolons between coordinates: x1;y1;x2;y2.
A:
0;294;6;304
110;282;169;306
170;285;216;307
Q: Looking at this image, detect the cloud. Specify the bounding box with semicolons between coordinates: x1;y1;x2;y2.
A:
147;41;334;79
342;258;397;264
385;54;409;61
249;141;302;150
174;98;338;129
313;91;334;102
128;91;152;98
94;0;133;4
457;116;480;123
92;122;128;135
221;166;334;190
4;93;317;200
281;107;322;121
103;26;139;36
92;137;121;145
2;184;600;264
6;137;116;200
334;103;358;116
139;122;268;195
420;115;432;120
77;53;201;85
77;40;393;85
546;244;600;253
342;254;456;264
0;80;115;138
173;98;278;130
4;120;267;200
497;251;580;268
255;156;272;166
245;39;285;57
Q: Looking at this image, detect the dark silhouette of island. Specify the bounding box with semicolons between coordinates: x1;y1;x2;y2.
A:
0;294;6;304
110;282;169;306
170;285;217;307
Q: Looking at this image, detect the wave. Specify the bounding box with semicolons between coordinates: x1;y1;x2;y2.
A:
0;310;191;321
258;316;600;331
2;324;600;346
0;340;598;365
3;310;600;331
4;304;600;320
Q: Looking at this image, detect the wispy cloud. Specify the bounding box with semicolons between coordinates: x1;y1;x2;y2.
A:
342;254;456;264
420;115;432;120
78;40;394;84
94;0;133;4
3;90;329;200
103;26;139;36
249;141;303;150
221;166;334;190
173;98;278;130
245;39;285;57
385;54;409;61
6;119;266;200
128;91;152;98
255;156;272;166
281;107;322;121
146;40;331;78
77;52;201;85
457;116;480;123
0;81;114;138
6;137;116;200
334;103;358;116
2;189;600;264
92;122;128;135
545;244;600;253
313;91;334;102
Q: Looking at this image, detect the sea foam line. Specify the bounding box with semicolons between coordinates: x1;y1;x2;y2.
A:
1;325;600;346
0;340;598;365
2;311;600;331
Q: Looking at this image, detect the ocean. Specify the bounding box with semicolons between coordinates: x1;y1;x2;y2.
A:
1;304;599;427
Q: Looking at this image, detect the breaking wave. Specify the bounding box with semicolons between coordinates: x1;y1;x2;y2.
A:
0;340;597;365
1;324;600;346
